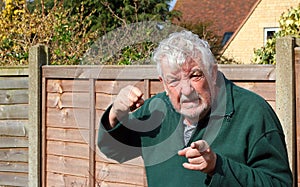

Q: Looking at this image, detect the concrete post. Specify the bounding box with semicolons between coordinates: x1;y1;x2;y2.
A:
28;45;48;187
276;37;296;185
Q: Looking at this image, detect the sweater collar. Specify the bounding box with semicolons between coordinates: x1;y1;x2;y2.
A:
210;71;235;119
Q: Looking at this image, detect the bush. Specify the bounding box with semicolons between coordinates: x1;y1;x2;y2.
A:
253;4;300;64
0;0;180;66
0;0;99;66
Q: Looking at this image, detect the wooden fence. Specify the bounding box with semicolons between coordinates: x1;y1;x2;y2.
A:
0;37;299;186
41;64;276;187
0;67;29;186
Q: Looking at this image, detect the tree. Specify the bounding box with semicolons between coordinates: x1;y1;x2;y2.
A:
27;0;180;35
0;0;99;65
178;21;222;57
0;0;181;65
253;4;300;64
87;0;181;65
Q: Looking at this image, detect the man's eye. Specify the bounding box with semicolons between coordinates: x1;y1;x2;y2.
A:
190;71;204;80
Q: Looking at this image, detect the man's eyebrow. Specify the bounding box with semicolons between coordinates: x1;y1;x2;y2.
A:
190;68;203;74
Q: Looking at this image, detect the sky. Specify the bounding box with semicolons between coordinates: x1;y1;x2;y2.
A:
169;0;177;10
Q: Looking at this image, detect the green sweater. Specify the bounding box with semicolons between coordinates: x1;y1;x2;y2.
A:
98;74;292;187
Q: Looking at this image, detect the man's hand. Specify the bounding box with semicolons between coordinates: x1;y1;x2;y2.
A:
178;140;217;176
109;85;144;128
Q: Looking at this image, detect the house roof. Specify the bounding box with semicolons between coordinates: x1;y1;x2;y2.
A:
173;0;259;39
220;0;262;54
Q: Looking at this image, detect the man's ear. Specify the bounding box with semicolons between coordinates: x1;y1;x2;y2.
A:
159;76;163;82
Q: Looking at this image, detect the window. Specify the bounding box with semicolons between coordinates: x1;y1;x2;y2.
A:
264;27;279;44
221;32;234;46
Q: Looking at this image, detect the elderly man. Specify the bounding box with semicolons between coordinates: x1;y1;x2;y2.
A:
98;30;292;186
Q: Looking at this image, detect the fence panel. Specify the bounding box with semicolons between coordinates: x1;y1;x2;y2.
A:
42;65;275;187
0;67;29;187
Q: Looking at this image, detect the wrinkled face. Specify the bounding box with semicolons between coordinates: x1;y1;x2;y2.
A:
160;58;214;124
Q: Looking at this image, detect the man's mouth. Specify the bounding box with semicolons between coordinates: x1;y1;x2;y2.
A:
181;99;200;108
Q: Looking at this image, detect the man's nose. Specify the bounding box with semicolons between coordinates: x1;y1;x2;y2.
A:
180;79;194;96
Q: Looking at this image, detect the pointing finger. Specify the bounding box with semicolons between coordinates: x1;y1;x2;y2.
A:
192;140;209;153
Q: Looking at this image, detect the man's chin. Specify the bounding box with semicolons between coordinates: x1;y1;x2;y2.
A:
180;106;210;121
180;109;201;120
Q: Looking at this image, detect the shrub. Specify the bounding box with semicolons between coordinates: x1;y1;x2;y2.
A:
0;0;99;65
253;4;300;64
0;0;180;66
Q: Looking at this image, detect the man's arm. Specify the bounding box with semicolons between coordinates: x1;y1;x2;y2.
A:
97;85;144;162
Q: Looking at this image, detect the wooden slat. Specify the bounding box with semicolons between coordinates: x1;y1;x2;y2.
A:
47;92;90;109
0;89;28;104
42;65;275;80
0;172;28;187
46;128;89;143
150;80;164;95
89;78;96;187
47;79;90;93
0;136;28;148
46;108;90;129
95;162;145;186
218;65;275;80
296;64;300;128
94;181;144;187
42;76;47;187
0;148;28;162
0;104;28;119
295;43;299;186
43;65;159;79
0;67;28;76
0;120;27;136
47;141;89;159
295;47;300;64
95;110;103;130
95;80;144;94
295;47;300;185
95;93;114;110
234;82;275;101
95;149;144;167
46;172;88;187
46;155;89;177
48;175;144;187
0;77;28;89
0;161;28;172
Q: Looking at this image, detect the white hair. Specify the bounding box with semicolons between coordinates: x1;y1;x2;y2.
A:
152;30;217;79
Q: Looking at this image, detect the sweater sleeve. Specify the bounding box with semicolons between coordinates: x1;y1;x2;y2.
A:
97;105;142;163
208;130;292;186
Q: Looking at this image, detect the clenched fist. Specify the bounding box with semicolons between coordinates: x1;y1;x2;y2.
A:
109;85;144;128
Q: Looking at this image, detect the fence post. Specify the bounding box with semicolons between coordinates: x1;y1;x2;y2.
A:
276;36;296;185
28;45;48;187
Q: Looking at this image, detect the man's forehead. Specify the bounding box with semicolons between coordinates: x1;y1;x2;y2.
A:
161;57;202;74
